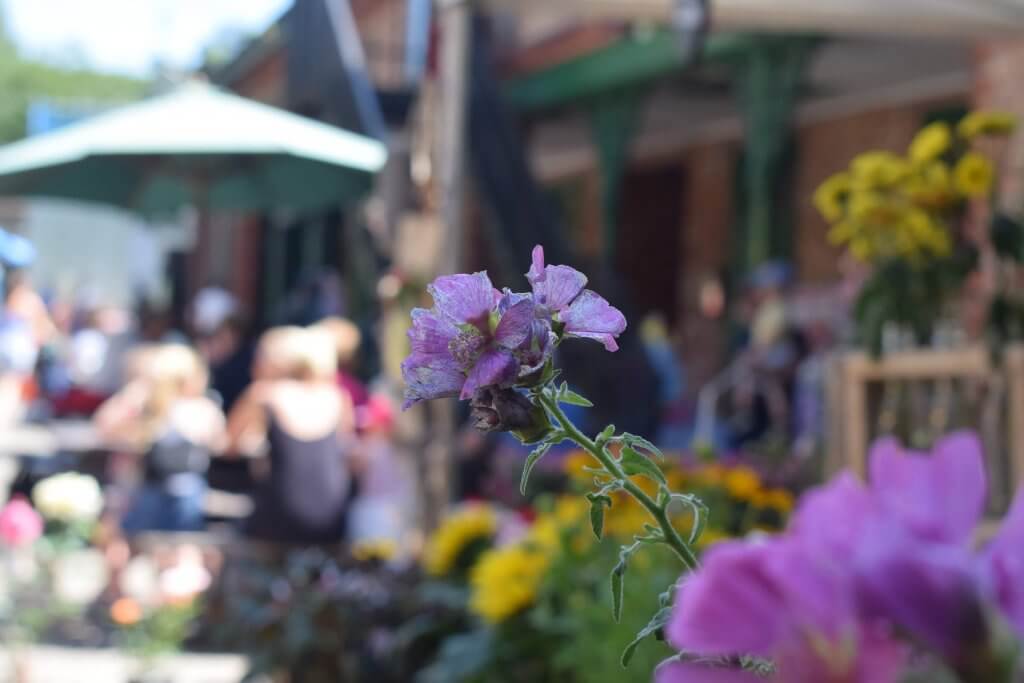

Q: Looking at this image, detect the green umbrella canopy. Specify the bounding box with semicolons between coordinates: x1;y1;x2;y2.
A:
0;82;387;215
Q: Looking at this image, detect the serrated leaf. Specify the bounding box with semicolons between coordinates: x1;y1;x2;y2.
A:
621;605;673;667
597;424;616;444
611;568;624;623
620;446;668;485
560;389;594;407
623;432;664;460
586;493;612;540
611;542;640;623
670;493;709;545
520;443;552;495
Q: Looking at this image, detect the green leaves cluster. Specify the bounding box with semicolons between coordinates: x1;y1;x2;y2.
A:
512;371;707;670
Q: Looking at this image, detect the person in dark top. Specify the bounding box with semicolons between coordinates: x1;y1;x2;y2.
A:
226;326;355;546
197;315;254;413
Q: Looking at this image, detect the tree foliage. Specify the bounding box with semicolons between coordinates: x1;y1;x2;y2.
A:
0;25;146;144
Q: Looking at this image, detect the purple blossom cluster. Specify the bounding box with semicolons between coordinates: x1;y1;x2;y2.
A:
661;432;1024;683
402;246;626;409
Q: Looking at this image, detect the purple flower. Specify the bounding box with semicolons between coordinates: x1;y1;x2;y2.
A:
980;490;1024;636
401;272;542;408
868;432;986;545
666;539;907;683
527;245;626;351
666;430;1011;680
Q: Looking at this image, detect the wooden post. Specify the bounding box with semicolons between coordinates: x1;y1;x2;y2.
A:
1005;346;1024;487
420;0;472;531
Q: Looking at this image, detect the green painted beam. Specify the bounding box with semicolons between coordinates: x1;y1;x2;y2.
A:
505;31;756;112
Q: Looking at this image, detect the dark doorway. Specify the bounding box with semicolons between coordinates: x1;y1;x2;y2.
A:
617;164;685;324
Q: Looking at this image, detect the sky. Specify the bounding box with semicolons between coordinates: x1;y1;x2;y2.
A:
3;0;293;77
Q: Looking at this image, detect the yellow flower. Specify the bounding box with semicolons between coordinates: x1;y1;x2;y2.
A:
954;152;995;198
905;161;954;208
695;528;730;550
562;450;597;484
724;466;761;501
850;151;910;189
764;489;795;514
352;538;398;563
469;544;550;623
908;122;952;164
850;237;874;262
958;111;1017;140
423;505;497;577
827;221;857;247
693;463;726;487
813;172;851;222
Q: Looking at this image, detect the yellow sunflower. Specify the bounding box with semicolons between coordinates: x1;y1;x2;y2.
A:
905;161;954;208
958;111;1017;140
813;172;851;222
954;152;995;198
423;505;497;577
908;121;952;165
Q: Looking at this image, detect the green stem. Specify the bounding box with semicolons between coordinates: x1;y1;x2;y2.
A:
538;393;700;570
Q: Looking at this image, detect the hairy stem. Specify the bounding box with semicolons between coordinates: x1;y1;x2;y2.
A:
538;392;700;570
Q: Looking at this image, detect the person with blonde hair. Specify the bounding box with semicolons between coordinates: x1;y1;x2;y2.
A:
311;316;369;409
227;326;355;545
94;343;225;533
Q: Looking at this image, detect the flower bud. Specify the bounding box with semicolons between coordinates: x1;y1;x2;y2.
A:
469;388;552;444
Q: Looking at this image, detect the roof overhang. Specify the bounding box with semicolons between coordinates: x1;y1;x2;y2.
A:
484;0;1024;38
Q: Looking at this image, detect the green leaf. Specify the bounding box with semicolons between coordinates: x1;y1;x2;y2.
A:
520;443;552;495
670;493;709;545
622;432;664;460
560;389;594;407
620;446;668;485
621;606;673;667
596;424;616;446
611;542;641;623
586;493;612;540
611;568;624;623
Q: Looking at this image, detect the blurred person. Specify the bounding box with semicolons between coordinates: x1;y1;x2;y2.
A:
311;316;369;409
197;314;254;413
0;233;48;424
94;344;225;533
226;326;355;546
56;304;137;416
346;394;413;544
191;287;253;412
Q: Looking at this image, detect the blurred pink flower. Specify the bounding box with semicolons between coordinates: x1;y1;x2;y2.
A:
0;496;43;548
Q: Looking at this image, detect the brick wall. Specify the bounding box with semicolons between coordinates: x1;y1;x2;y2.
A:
677;141;736;391
973;39;1024;210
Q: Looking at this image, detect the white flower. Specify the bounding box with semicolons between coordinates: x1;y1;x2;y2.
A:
31;472;104;524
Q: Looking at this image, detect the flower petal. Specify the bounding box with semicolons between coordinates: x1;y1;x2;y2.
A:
535;265;587;311
854;533;983;658
527;245;546;285
493;296;536;349
557;289;627;351
869;431;986;544
791;472;875;557
408;308;458;359
667;541;790;658
461;348;518;399
981;490;1024;636
401;354;465;409
428;272;496;325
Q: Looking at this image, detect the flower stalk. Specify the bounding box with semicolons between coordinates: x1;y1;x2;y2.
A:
537;391;699;570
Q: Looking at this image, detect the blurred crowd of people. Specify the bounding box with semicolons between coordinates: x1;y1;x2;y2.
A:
0;231;414;566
